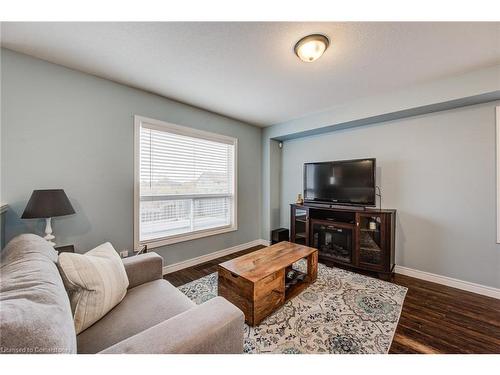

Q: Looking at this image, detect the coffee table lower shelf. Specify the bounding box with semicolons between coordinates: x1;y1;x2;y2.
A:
285;279;310;301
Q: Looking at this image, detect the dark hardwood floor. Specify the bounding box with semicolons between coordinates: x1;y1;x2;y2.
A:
164;245;500;354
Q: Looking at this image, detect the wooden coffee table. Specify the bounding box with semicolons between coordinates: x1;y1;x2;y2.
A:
218;241;318;326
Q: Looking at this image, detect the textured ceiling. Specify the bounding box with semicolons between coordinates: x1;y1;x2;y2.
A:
2;22;500;126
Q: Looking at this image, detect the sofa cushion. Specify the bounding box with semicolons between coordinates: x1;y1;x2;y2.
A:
76;278;195;353
0;234;77;354
58;242;129;334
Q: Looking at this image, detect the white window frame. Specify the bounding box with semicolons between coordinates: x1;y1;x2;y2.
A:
134;115;238;249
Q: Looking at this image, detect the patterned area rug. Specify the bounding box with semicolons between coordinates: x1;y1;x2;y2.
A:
178;261;407;354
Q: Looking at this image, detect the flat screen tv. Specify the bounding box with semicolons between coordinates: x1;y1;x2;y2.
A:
303;158;376;206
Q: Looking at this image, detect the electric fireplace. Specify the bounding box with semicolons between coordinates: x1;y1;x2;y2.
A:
312;221;353;264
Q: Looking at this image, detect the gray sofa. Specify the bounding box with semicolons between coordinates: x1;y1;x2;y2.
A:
0;234;244;354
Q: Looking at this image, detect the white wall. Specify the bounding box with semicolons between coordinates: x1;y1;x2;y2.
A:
280;102;500;288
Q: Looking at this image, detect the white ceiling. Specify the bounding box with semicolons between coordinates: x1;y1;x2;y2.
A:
2;22;500;126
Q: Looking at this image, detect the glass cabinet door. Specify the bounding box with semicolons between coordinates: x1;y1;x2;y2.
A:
357;214;385;268
292;206;309;245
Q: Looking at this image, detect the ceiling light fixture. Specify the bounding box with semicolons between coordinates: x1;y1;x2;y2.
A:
294;34;330;63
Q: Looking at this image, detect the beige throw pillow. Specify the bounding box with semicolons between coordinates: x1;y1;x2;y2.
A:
58;242;129;334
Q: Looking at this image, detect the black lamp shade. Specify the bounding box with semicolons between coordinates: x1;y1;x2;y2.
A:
21;189;75;219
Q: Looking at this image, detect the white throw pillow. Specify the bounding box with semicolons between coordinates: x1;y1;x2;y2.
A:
58;242;129;334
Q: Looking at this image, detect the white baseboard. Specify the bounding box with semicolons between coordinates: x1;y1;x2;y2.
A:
162;239;269;275
259;239;271;247
395;265;500;299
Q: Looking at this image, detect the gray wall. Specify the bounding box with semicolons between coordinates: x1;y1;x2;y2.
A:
1;49;262;265
260;137;282;240
280;101;500;288
259;64;500;242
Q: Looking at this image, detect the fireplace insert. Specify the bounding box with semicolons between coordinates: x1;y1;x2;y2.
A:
312;222;353;264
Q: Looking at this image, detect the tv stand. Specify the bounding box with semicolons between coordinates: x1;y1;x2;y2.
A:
290;203;396;280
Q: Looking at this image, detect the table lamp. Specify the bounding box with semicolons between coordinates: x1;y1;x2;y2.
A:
21;189;75;247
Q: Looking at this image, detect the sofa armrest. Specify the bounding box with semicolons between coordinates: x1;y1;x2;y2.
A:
122;252;163;289
99;297;244;354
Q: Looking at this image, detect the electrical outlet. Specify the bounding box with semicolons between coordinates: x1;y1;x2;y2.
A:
119;250;129;258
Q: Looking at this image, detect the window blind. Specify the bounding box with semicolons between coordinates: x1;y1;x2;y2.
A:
138;122;236;243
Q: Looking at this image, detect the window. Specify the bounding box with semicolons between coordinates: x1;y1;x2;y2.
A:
134;116;237;248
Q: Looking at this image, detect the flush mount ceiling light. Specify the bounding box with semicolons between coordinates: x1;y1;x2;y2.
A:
294;34;330;63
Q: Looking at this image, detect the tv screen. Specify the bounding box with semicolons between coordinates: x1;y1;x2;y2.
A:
303;158;376;206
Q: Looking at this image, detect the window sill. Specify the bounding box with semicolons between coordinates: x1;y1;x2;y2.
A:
138;225;238;249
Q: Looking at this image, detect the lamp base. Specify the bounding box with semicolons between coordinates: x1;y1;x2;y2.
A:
44;217;56;247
